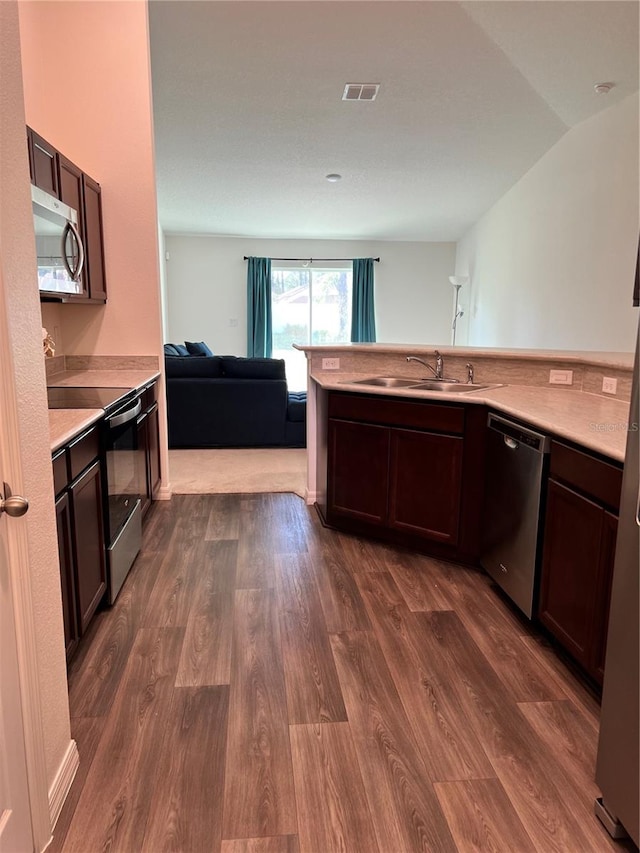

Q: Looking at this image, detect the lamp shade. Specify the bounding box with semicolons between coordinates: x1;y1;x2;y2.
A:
449;275;469;287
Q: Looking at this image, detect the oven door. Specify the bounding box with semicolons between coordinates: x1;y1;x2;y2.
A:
103;396;145;602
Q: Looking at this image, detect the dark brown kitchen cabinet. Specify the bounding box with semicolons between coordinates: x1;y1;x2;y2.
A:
326;392;478;560
389;428;463;544
28;125;107;303
538;441;622;685
81;175;107;301
52;426;106;662
28;128;58;196
55;491;79;662
70;459;107;632
137;382;161;517
328;418;390;525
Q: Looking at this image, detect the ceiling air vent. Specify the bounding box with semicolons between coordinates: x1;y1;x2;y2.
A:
342;83;380;102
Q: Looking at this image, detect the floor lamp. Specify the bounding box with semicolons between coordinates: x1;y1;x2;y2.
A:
449;275;468;346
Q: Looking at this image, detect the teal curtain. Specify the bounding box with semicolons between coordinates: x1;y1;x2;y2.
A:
351;258;376;342
247;256;272;357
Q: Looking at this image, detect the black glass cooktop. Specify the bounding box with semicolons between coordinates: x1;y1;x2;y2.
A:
47;386;132;411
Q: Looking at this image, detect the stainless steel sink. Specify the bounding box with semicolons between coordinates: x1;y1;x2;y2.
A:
348;376;420;388
345;376;498;393
410;380;492;393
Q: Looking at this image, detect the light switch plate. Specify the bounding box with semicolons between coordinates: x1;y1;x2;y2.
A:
549;369;573;385
602;376;618;394
322;358;340;370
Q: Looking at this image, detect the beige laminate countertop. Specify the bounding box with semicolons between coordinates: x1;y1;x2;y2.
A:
48;368;161;452
49;409;103;453
314;373;632;463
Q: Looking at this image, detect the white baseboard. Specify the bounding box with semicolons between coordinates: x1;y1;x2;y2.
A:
48;739;79;830
304;489;318;505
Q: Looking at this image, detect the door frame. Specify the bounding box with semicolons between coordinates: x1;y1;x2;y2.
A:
0;230;51;852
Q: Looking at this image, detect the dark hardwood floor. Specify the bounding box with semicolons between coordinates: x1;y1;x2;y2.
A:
53;493;631;852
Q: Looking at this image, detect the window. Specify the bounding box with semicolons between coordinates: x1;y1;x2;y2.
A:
271;265;352;391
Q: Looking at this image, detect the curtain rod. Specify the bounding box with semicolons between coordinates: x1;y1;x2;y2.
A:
243;256;380;262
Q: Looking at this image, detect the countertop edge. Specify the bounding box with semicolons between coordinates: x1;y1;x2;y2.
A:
49;409;103;454
314;374;629;464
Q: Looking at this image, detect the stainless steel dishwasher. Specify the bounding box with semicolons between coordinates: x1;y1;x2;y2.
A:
480;413;550;618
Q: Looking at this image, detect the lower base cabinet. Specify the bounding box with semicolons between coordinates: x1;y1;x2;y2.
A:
538;442;622;685
53;426;106;662
326;392;482;560
137;386;161;517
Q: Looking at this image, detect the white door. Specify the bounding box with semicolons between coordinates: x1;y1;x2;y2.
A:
0;480;34;852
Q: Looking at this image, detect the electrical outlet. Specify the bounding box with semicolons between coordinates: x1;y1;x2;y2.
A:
602;376;618;395
549;369;573;385
322;357;340;370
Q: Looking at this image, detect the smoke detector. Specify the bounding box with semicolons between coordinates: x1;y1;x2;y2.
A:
594;82;614;94
342;83;380;102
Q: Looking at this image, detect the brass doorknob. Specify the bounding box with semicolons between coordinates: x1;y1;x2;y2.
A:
0;495;29;517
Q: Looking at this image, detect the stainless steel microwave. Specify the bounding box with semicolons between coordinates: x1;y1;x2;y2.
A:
32;184;85;295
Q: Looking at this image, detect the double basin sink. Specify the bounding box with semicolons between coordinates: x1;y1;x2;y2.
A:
346;376;495;393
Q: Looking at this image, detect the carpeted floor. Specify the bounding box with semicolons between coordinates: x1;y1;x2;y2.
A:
169;448;307;497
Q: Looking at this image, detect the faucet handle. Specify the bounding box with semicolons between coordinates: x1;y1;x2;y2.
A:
466;362;474;384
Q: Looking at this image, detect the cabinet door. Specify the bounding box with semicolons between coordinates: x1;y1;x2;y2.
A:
69;459;106;633
327;418;390;525
57;155;88;297
82;175;107;301
137;411;152;517
590;510;618;684
55;492;79;662
539;479;603;669
29;130;58;196
147;403;161;499
389;427;463;544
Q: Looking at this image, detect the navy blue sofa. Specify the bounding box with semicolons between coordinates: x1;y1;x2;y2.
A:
165;355;306;449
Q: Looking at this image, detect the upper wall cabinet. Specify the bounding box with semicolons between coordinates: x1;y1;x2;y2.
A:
27;127;107;304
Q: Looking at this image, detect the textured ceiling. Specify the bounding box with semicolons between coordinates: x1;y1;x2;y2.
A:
149;1;639;241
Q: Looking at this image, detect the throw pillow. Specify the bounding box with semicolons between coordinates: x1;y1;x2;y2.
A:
163;343;180;356
185;340;213;356
175;344;190;356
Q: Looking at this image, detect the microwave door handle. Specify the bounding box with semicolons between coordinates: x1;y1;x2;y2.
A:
107;400;141;429
66;220;85;282
60;223;75;280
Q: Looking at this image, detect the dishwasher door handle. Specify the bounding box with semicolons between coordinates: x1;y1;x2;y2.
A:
504;436;519;450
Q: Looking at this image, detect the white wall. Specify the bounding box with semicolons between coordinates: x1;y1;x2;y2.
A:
163;235;456;353
456;94;639;351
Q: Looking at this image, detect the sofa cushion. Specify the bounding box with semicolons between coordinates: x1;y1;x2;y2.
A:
164;343;181;356
221;356;286;380
175;343;191;356
165;355;224;378
287;392;307;423
185;340;214;356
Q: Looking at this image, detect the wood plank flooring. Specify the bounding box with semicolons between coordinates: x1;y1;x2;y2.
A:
54;493;629;853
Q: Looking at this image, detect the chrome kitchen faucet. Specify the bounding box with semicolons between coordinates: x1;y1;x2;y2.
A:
407;351;445;380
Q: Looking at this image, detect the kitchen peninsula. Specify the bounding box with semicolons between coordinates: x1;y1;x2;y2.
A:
299;343;633;686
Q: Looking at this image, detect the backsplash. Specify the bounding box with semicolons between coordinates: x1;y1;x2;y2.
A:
46;354;159;381
305;347;634;402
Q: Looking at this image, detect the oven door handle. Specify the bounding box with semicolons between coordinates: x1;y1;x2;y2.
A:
107;399;141;429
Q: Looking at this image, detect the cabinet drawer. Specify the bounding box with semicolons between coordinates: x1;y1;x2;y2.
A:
52;448;69;495
550;441;623;511
68;425;100;481
328;392;464;434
